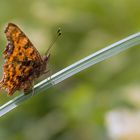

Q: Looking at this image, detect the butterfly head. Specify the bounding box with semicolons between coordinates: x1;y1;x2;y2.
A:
42;54;50;64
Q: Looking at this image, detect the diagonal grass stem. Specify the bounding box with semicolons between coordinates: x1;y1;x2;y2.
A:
0;32;140;117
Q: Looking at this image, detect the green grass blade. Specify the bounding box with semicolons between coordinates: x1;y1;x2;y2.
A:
0;32;140;117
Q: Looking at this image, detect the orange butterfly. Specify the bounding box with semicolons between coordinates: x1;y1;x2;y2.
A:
0;23;61;96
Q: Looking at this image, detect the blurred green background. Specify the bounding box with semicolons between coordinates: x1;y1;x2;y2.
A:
0;0;140;140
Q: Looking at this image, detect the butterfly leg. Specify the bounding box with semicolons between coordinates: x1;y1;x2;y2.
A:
43;53;53;80
22;80;33;95
31;80;35;96
30;73;35;96
47;55;53;82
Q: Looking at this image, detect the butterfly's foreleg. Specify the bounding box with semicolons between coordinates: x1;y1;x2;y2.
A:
43;52;51;73
31;79;35;96
22;80;33;95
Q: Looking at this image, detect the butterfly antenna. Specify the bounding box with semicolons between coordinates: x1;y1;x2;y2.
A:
45;28;62;56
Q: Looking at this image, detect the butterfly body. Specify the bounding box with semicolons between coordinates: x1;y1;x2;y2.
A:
0;23;49;95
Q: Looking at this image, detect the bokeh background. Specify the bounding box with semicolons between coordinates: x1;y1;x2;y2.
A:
0;0;140;140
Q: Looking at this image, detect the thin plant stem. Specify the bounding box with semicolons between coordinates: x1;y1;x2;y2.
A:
1;32;140;117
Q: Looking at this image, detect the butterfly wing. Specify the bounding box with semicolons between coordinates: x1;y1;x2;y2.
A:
3;23;43;62
0;23;46;95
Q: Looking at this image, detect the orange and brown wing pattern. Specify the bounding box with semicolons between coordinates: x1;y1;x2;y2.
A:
0;23;47;95
3;23;43;62
0;62;33;95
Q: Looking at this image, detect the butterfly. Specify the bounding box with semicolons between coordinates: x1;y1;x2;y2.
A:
0;23;61;96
